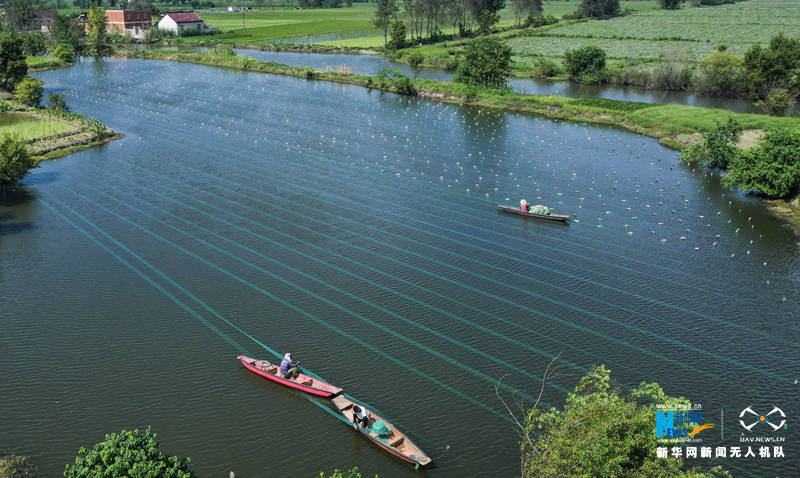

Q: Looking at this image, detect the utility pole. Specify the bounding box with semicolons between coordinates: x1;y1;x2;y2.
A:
242;8;246;31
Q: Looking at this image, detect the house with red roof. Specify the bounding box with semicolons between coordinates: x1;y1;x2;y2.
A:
157;11;207;36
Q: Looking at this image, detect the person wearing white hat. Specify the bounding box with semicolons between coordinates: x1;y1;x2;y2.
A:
279;352;301;379
520;199;529;212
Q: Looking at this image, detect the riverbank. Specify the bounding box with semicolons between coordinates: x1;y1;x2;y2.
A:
124;48;800;236
1;102;119;163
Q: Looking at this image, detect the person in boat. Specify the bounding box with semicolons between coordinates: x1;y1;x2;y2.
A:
279;353;301;379
353;405;370;429
520;199;529;212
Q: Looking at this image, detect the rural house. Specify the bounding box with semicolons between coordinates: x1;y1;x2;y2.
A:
84;9;153;39
31;10;54;32
157;12;207;36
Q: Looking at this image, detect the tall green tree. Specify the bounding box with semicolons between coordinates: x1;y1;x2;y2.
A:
2;0;34;32
387;20;407;50
87;6;108;54
454;36;512;89
373;0;399;47
64;428;197;478
518;365;731;478
579;0;620;17
0;135;35;193
744;33;800;97
49;13;84;51
511;0;543;26
0;32;28;92
723;126;800;199
22;33;47;57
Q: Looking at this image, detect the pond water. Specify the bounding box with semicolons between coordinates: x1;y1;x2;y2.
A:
2;57;798;478
236;49;766;113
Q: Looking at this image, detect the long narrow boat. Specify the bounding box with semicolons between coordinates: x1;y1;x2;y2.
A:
331;395;432;467
497;205;570;222
237;355;342;398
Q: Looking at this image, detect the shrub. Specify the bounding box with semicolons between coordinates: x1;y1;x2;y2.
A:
723;126;800;199
53;44;75;63
695;51;747;97
531;57;562;77
390;75;416;95
763;87;794;116
681;117;742;169
14;77;44;107
47;92;69;112
444;57;460;72
564;45;607;83
407;52;424;68
64;428;196;478
0;134;35;190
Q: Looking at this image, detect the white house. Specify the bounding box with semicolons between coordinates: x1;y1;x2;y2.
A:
227;5;239;12
157;11;207;36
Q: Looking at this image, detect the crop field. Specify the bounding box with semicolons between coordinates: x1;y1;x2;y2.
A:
0;113;73;140
510;0;800;64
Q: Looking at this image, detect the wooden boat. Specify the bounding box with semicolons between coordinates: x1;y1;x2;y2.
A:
331;395;432;467
237;355;342;398
497;205;570;222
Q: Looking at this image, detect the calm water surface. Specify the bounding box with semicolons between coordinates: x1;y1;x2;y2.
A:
236;49;765;113
1;58;798;477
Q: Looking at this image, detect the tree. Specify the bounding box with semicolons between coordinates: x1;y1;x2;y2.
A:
511;0;542;26
387;20;407;50
87;5;108;54
47;92;70;112
454;36;512;89
0;32;28;92
744;33;800;97
64;428;197;478
564;45;607;83
0;135;35;192
681;117;742;169
658;0;680;9
2;0;34;32
578;0;620;17
723;126;800;199
373;0;399;47
518;365;731;478
22;33;47;57
49;13;85;51
476;9;500;35
14;77;44;107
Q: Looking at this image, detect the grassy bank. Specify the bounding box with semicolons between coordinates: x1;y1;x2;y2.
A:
26;56;70;72
0;102;118;163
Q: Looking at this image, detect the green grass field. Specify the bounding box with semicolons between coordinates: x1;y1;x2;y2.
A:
179;6;376;45
0;113;74;140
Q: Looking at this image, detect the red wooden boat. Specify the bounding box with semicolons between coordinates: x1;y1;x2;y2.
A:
331;395;432;467
497;205;570;222
237;355;342;398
